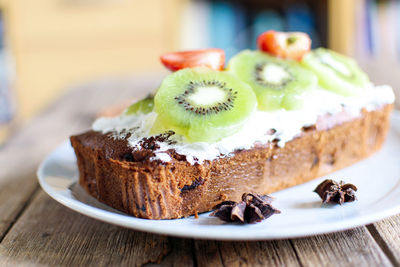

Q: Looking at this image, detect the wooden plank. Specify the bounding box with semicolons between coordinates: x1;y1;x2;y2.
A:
149;238;195;267
369;215;400;265
0;171;38;242
0;191;184;266
194;240;301;267
291;228;392;267
0;75;161;240
1;191;395;267
193;227;394;267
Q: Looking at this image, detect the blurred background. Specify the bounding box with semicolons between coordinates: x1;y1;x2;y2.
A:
0;0;399;145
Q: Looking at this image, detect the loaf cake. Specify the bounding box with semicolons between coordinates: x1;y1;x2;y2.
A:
70;31;395;219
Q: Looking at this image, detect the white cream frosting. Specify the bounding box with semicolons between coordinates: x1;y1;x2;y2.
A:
92;85;395;165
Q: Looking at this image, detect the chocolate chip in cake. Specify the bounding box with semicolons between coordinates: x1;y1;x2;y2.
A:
272;138;280;146
314;179;357;205
302;125;316;132
210;193;280;224
122;151;153;162
173;153;187;161
180;177;205;192
122;153;135;162
133;151;153;162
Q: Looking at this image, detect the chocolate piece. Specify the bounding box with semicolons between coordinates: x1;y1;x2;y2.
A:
210;202;235;222
180;177;205;192
231;201;246;222
138;131;175;150
314;179;357;205
210;193;281;224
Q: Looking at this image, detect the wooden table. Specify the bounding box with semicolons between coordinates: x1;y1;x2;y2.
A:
0;75;399;267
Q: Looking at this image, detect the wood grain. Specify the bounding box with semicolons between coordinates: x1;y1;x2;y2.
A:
194;240;301;267
0;171;38;242
3;189;392;267
370;216;400;265
0;191;174;266
193;228;393;267
0;75;161;240
291;228;392;267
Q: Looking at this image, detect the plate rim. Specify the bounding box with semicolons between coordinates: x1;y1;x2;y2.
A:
37;111;400;241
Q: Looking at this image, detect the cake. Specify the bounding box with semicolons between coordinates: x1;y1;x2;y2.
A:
70;31;395;219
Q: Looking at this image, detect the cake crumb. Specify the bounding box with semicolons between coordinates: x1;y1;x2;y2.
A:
194;211;199;219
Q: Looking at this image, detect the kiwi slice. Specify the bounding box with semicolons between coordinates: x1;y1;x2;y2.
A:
125;94;154;115
153;67;257;143
228;50;317;110
301;48;370;96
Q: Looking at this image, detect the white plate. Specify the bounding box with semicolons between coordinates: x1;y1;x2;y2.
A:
38;112;400;240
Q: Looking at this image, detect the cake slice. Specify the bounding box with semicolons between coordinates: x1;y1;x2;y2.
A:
70;32;395;219
71;103;392;219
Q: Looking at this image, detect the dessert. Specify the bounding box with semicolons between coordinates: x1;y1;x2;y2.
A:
70;31;395;219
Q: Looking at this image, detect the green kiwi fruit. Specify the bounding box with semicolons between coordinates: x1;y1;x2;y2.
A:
125;94;154;115
301;48;370;96
227;50;317;110
153;67;257;143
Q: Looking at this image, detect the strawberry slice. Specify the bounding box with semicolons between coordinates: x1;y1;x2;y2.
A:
257;30;311;61
160;48;225;71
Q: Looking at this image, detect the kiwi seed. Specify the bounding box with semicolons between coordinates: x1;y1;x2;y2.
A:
174;80;238;116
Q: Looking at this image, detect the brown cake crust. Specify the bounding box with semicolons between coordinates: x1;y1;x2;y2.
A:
70;104;392;219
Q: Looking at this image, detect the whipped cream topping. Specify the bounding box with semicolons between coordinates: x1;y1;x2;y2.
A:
92;85;395;165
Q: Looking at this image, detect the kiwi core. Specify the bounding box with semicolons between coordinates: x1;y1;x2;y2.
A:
255;63;293;88
174;80;237;116
188;86;226;106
